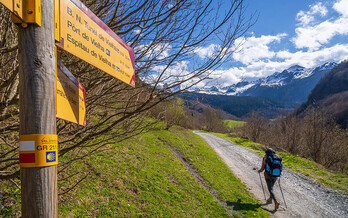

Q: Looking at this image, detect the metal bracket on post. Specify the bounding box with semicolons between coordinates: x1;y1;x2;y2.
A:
0;0;22;17
1;0;23;23
7;0;41;26
23;0;41;26
13;0;23;19
54;0;60;42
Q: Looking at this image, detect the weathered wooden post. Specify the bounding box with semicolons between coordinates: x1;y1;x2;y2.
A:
18;0;58;217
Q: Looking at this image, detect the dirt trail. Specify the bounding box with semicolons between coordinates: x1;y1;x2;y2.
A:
194;131;348;218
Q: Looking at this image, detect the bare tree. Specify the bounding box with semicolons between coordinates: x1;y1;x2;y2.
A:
239;112;267;142
238;108;348;173
201;107;226;133
1;0;253;182
273;115;301;153
300;108;332;162
0;8;20;179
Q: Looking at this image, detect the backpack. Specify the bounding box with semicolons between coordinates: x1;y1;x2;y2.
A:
265;153;283;177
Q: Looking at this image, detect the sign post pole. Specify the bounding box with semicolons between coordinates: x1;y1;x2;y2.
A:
18;0;58;217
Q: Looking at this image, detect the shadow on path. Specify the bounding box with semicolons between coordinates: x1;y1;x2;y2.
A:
227;200;281;215
227;201;261;211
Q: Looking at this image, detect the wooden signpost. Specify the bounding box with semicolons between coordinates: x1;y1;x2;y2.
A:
17;1;57;217
1;0;135;216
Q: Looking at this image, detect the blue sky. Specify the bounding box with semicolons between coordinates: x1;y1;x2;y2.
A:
198;0;348;87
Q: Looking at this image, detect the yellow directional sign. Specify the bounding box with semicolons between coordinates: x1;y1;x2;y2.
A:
0;0;12;10
56;59;86;126
0;0;23;19
56;0;136;87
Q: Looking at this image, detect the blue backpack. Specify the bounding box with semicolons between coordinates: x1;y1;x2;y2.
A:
265;153;283;177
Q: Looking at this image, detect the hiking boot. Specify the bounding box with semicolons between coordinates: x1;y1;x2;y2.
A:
266;197;272;204
274;201;280;210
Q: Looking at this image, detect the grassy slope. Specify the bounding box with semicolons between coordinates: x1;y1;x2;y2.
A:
224;120;246;129
210;133;348;196
57;126;268;217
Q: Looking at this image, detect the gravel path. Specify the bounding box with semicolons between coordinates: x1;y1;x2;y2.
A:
194;131;348;218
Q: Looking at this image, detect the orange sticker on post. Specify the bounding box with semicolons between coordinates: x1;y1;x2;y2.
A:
19;134;58;167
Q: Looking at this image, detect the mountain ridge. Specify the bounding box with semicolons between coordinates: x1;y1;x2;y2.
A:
195;62;337;105
296;61;348;128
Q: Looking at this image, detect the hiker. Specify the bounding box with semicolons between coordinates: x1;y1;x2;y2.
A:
258;148;281;210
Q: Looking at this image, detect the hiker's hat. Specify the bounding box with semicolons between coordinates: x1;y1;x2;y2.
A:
266;148;275;156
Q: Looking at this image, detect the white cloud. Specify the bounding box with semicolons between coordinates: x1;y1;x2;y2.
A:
194;44;221;59
152;61;189;78
208;67;247;86
296;2;328;26
333;0;348;17
158;43;172;59
204;43;348;88
293;18;348;50
135;42;172;59
144;61;200;90
133;29;141;35
232;34;287;65
293;0;348;50
277;43;348;67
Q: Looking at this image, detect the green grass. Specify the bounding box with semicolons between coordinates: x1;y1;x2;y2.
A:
56;126;268;217
224;120;246;129
209;132;348;196
0;182;21;217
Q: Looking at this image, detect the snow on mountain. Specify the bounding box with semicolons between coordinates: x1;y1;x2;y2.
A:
190;62;337;104
288;65;305;72
259;64;315;86
225;83;255;95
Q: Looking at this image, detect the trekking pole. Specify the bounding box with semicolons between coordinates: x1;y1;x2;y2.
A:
258;172;266;201
278;177;287;208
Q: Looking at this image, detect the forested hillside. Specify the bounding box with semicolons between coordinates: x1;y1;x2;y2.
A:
181;93;294;118
296;61;348;128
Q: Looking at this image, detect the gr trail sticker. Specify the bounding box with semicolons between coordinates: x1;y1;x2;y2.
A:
46;151;57;163
19;134;58;167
